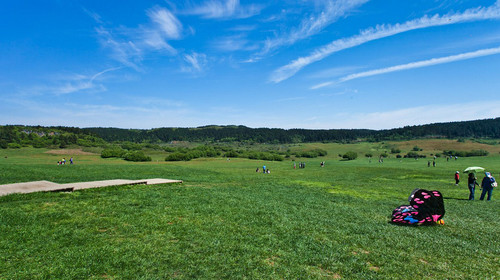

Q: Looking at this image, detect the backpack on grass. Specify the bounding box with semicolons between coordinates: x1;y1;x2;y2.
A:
391;189;445;226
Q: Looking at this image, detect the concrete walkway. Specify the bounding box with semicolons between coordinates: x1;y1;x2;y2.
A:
0;178;183;197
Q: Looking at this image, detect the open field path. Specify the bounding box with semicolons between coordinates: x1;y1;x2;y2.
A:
0;178;183;197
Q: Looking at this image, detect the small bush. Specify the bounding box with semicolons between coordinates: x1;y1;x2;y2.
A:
390;148;401;154
405;151;426;158
295;149;327;158
342;151;358;160
225;150;239;158
164;147;176;152
443;149;489;157
101;148;126;158
0;140;9;149
121;142;143;151
7;143;22;149
123;151;151;162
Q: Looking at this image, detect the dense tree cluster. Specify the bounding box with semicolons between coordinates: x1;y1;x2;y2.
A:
1;118;499;150
83;118;500;144
162;145;328;161
0;125;105;149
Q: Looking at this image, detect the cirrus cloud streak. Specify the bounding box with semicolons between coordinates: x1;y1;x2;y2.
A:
311;46;500;89
271;1;500;83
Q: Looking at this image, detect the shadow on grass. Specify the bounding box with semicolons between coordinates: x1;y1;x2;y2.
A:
443;197;469;201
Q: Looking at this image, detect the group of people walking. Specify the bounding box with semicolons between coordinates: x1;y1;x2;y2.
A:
256;165;270;174
57;157;73;165
456;171;497;201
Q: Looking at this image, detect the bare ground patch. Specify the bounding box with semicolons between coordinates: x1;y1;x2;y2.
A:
393;139;500;153
44;149;97;155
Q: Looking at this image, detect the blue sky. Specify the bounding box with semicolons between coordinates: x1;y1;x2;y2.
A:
1;0;500;129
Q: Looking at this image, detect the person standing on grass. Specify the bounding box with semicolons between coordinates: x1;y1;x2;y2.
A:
455;171;460;185
467;173;479;200
480;172;496;201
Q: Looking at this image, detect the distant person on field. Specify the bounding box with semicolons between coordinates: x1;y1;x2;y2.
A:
70;157;73;164
256;167;259;173
467;173;479;200
454;171;460;185
480;172;496;201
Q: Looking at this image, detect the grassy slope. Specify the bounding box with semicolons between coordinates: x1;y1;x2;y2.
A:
0;141;499;279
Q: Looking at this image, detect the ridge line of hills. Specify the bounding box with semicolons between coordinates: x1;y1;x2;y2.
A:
1;118;499;146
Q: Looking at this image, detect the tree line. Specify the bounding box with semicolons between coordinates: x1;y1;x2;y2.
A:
1;118;499;148
82;118;500;143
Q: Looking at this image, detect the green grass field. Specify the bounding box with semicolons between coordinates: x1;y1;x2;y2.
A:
0;141;499;279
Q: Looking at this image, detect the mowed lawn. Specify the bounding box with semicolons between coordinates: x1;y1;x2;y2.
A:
0;145;499;279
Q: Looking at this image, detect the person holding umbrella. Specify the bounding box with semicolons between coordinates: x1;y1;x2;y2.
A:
480;172;497;201
467;172;479;200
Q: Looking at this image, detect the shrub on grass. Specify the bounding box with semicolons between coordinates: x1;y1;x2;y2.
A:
294;149;327;158
0;140;9;149
224;150;239;158
405;151;426;158
7;143;21;149
390;148;401;154
121;142;143;151
101;148;126;158
342;151;358;160
123;151;151;162
443;149;489;157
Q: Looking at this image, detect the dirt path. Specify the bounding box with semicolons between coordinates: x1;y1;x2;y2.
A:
0;178;183;197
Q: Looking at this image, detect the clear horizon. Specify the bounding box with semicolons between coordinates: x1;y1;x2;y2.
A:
2;1;500;130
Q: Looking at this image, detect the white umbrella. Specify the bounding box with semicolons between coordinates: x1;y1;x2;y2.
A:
464;166;485;173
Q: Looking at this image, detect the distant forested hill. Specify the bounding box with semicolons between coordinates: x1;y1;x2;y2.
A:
82;118;500;143
82;126;374;143
1;118;499;147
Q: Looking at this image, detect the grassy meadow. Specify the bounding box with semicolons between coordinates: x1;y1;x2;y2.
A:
0;140;499;279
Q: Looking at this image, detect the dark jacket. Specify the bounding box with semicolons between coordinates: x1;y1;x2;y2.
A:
481;176;496;189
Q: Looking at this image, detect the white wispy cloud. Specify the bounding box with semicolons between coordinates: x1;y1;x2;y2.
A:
188;0;262;19
181;52;208;73
95;7;182;69
271;1;500;83
311;46;500;89
147;7;182;39
50;67;122;95
262;0;369;55
212;35;259;52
